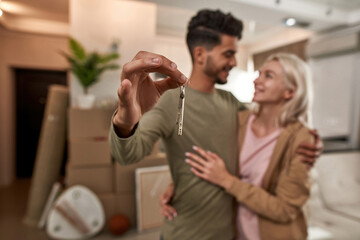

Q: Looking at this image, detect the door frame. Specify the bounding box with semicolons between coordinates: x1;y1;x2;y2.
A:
13;67;69;178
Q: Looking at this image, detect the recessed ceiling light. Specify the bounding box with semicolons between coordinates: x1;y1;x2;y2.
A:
285;17;296;26
283;17;310;28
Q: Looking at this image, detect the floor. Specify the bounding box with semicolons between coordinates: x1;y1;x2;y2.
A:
1;153;360;240
0;179;161;240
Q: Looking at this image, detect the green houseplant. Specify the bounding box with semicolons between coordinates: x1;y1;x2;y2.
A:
62;37;120;108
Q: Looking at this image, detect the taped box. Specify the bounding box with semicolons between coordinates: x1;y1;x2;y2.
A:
68;108;115;139
98;193;136;228
114;153;168;194
66;164;114;194
68;139;111;167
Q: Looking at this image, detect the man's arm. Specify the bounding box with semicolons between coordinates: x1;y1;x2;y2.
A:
110;51;186;165
297;129;323;169
110;90;177;165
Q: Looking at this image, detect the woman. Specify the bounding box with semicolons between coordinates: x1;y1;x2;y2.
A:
162;53;314;240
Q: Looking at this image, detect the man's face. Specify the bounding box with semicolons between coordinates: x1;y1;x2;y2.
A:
204;35;238;84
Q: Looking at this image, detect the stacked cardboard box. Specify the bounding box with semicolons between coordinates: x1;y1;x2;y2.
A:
66;108;115;195
66;108;168;229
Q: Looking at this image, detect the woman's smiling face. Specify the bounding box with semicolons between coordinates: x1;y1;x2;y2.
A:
253;60;294;105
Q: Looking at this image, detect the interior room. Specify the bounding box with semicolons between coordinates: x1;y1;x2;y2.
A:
1;0;360;239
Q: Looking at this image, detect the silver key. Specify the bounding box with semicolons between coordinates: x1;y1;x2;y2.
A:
176;85;185;136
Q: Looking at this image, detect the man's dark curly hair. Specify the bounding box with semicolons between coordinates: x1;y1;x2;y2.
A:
186;9;243;62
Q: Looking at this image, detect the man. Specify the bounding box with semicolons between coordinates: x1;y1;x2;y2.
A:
110;9;320;240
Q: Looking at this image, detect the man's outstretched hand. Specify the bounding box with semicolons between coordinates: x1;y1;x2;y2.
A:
297;129;324;169
113;51;187;137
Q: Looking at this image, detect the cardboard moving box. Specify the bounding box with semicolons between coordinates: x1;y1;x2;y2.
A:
68;108;114;139
98;193;136;227
115;153;168;194
66;165;114;194
69;140;111;167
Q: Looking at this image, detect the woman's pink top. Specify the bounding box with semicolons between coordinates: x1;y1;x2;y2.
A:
237;114;282;240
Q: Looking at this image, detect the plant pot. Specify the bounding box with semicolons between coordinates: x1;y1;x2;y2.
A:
77;94;95;109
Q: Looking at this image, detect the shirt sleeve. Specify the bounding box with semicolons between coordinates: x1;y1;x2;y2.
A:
109;91;176;165
237;100;248;111
226;127;313;223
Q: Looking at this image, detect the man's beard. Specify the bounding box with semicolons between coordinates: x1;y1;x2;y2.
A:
205;56;228;85
216;77;227;85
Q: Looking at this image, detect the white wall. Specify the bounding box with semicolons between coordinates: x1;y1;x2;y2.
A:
154;35;192;77
69;0;157;106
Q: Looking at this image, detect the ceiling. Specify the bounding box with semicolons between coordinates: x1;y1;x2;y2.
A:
0;0;68;22
1;0;360;46
150;0;360;44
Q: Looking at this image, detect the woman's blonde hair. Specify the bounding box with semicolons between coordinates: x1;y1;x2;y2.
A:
252;53;313;127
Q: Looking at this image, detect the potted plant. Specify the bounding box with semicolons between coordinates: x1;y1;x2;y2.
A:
62;37;120;109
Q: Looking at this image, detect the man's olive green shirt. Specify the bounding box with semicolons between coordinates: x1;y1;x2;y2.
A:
110;87;246;240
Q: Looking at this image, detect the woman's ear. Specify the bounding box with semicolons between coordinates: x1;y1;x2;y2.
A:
193;46;206;65
284;89;294;100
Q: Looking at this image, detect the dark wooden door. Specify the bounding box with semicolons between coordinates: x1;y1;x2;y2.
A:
15;68;67;178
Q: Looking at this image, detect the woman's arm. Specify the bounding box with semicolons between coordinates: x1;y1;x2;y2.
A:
226;150;309;223
186;129;313;223
185;146;235;190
